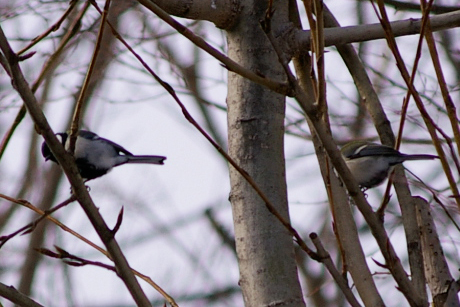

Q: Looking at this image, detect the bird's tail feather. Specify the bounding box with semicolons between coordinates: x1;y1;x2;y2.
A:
125;155;166;165
403;154;439;161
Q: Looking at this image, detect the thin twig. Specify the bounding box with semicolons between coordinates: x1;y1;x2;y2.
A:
17;0;79;55
310;233;362;307
393;0;434;152
68;0;112;154
290;3;386;304
421;1;460;175
313;0;326;114
90;0;320;260
0;22;153;307
267;5;423;304
0;195;76;249
0;2;90;161
136;0;293;96
0;193;178;306
373;0;460;210
37;246;117;272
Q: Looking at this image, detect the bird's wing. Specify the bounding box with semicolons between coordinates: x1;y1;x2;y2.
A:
79;130;134;156
351;143;401;158
100;137;134;156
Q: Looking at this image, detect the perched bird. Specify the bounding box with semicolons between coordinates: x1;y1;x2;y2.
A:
341;140;438;189
42;130;166;181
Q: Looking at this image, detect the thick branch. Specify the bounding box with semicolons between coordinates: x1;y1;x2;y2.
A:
376;0;459;14
415;197;460;307
292;10;460;52
0;283;44;307
321;3;428;301
144;1;460;100
151;0;240;29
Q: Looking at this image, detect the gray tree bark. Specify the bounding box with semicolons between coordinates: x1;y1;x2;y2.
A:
226;1;305;306
415;198;460;307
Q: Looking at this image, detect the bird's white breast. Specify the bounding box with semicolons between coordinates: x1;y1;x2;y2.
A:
345;156;392;186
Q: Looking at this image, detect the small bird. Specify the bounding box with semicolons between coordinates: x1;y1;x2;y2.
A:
341;141;438;189
42;130;166;181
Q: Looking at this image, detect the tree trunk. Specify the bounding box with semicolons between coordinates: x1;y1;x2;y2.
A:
226;1;305;306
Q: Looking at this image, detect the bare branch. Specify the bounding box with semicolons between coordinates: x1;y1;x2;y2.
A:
292;10;460;52
0;23;152;307
289;7;386;303
151;0;240;29
0;196;76;249
373;0;460;210
69;0;113;153
0;193;178;307
310;233;362;307
137;0;293;96
415;197;460;306
0;282;44;307
16;0;79;55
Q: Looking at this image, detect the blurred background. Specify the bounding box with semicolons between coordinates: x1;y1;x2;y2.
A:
0;0;458;306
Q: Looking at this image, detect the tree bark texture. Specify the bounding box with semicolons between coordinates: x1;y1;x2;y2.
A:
226;1;304;306
415;198;460;307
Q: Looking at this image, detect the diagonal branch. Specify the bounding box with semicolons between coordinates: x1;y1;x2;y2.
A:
0;193;178;306
91;0;320;260
0;282;44;307
137;0;293;96
0;196;76;249
69;0;112;153
0;24;152;307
